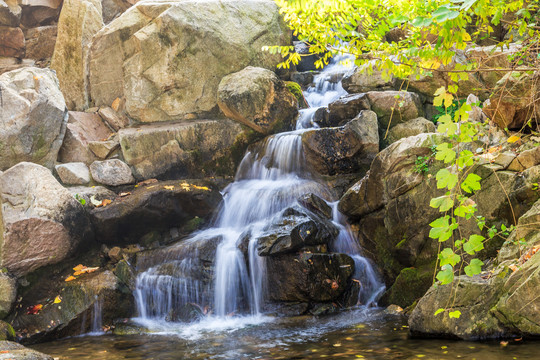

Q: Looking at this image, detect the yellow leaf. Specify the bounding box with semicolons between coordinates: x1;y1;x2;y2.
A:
462;31;471;42
65;275;76;282
54;296;62;304
507;135;521;143
111;97;121;111
164;185;175;190
73;264;84;271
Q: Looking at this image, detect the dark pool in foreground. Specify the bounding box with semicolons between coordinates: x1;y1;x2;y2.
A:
31;309;537;360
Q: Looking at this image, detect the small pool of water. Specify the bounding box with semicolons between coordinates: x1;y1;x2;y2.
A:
31;309;538;359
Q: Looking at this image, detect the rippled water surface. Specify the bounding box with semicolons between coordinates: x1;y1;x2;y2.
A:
32;309;539;360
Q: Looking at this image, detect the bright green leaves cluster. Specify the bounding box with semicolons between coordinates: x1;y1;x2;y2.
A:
429;216;458;242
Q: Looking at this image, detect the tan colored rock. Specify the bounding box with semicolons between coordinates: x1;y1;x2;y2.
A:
119;119;245;180
55;162;91;185
385;117;436;145
57;111;113;164
89;159;134;186
0;273;16;318
217;66;297;134
21;0;62;8
24;25;57;60
508;146;540;172
367;91;424;130
0;163;92;277
88;0;290;123
0;67;67;170
342;61;395;93
88;137;119;159
51;0;104;110
0;26;24;58
98;106;129;131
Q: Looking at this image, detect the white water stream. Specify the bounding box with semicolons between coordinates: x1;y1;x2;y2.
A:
134;55;384;330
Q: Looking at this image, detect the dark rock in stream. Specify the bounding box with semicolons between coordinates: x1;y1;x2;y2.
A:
90;180;222;245
256;206;339;256
266;252;355;303
297;193;333;220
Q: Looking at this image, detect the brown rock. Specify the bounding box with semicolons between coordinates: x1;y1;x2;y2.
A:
57;111;114;164
508;146;540;172
0;0;21;27
24;25;57;60
108;246;123;262
98;106;129;131
0;26;24;58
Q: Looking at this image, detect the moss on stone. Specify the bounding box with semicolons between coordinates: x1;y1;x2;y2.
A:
285;81;303;103
383;264;435;308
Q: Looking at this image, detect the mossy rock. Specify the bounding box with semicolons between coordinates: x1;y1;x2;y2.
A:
285;81;308;108
381;264;435;308
0;320;15;341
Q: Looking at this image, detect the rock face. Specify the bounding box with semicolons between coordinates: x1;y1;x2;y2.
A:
325;93;371;127
0;273;16;319
266;252;355;302
119;120;246;180
88;0;290;123
483;71;539;130
342;63;395;93
55;162;91;185
89;159;134;186
0;163;92;277
217;66;298;134
51;0;104;110
0;26;24;57
385;117;436;146
0;1;22;28
24;25;57;60
366;91;424;130
89;180;222;244
57;111;114;164
0;67;67;170
301;110;379;176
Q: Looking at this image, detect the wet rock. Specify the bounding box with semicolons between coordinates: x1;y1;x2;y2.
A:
217;66;298;135
310;303;339;316
385;117;436;146
0;67;67;170
293;41;320;72
51;0;104;110
23;25;57;60
0;163;92;276
89;159;135;186
0;321;15;341
301;110;379;176
165;303;204;323
366;91;424;130
381;265;434;308
342;62;395;93
90;180;221;245
290;71;316;88
119;120;246;180
483;70;540;130
256;206;339;256
326;93;371;127
0;1;21;27
88;0;290;123
0;341;53;359
11;270;132;343
98;106;129;131
0;273;16;319
57;111;114;164
297;193;333;220
0;26;24;58
384;304;404;316
266;252;355;303
55;162;91;185
268;302;309;317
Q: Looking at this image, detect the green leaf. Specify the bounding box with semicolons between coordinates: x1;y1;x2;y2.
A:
435;143;457;164
430;195;454;212
439;248;461;267
432;6;460;23
449;310;461;318
436;264;454;284
457;150;475;169
434;308;445;316
461;173;482;193
436;169;458;190
464;258;484;276
463;234;485;255
411;16;433;28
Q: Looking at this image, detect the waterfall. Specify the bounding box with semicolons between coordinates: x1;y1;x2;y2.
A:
134;54;384;325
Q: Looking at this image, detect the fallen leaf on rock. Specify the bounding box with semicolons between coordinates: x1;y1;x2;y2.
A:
507;135;521;143
65;275;76;282
89;195;102;207
27;304;43;315
192;185;210;191
137;179;158;187
164;185;175;190
111;97;121;111
119;192;131;197
73;266;99;276
54;296;62;304
100;199;112;207
509;264;519;273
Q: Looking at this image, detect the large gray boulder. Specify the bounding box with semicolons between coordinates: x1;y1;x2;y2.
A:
217;66;298;134
89;159;135;186
88;0;290;123
0;163;93;276
119;119;245;180
0;67;67;170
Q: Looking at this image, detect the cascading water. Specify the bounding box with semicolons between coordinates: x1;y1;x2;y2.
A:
134;55;384;328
